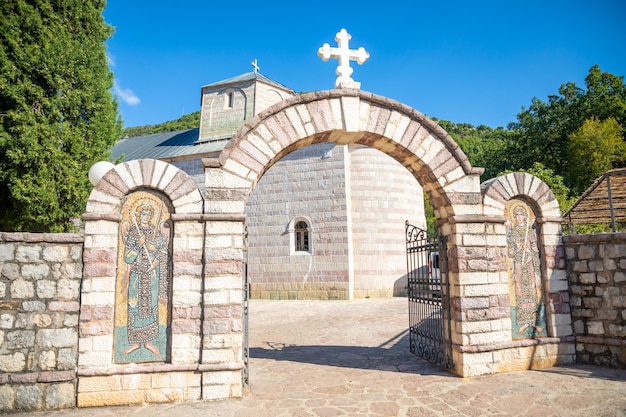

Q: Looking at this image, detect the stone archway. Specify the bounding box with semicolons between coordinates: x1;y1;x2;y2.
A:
206;89;485;375
204;89;574;380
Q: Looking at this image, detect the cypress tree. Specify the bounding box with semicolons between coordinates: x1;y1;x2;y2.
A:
0;0;121;232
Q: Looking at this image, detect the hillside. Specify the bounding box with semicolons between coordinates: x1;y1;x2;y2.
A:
122;111;201;138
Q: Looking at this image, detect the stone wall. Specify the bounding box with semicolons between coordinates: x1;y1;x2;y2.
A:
171;157;206;190
244;143;351;299
564;232;626;368
348;145;425;298
0;232;83;412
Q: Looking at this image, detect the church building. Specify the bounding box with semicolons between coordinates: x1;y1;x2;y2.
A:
111;67;426;300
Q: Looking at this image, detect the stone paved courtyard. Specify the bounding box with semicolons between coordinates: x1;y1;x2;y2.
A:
11;298;626;416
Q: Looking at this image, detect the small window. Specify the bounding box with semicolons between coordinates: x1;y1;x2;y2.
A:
295;221;309;252
227;91;234;108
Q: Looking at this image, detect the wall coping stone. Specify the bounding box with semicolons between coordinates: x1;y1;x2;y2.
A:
576;336;626;347
563;232;626;245
0;232;84;243
536;217;565;224
202;157;221;168
82;213;122;222
77;362;244;377
0;370;76;383
445;215;507;224
170;213;246;222
453;336;574;353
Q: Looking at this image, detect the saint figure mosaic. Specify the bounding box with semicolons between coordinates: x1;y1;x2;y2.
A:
114;190;172;363
505;199;546;339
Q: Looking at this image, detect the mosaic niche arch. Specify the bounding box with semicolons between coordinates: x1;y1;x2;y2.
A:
114;189;174;363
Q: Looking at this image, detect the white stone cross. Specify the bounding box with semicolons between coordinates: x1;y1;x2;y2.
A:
318;28;370;89
251;59;260;73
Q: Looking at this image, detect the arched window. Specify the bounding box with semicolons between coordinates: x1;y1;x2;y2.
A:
227;91;234;108
294;221;309;252
224;90;234;109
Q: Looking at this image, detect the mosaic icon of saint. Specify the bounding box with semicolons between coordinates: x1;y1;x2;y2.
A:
120;202;170;356
506;203;544;336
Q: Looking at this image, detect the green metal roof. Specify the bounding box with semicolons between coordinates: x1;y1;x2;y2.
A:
110;128;227;162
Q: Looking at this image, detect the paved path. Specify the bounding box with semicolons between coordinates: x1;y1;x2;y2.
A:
12;298;626;416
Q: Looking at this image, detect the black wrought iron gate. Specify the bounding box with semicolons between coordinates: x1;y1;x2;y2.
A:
405;221;454;370
242;225;250;385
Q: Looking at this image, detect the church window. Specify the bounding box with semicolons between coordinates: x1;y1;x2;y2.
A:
295;221;309;252
227;91;234;108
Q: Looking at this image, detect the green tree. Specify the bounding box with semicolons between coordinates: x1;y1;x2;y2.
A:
436;119;514;181
567;117;625;194
0;0;121;232
508;65;626;188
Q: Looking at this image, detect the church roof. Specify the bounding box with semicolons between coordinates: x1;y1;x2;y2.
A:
201;71;294;93
111;128;227;162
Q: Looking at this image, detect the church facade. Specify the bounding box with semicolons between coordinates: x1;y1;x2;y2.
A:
112;71;425;300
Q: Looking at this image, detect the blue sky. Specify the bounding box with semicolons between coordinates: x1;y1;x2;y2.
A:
103;0;626;129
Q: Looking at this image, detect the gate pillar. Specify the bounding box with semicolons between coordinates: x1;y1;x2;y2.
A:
444;173;575;377
444;215;512;375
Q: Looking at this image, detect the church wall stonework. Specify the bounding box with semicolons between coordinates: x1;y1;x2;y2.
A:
199;82;255;141
244;141;424;300
254;82;296;117
171;157;206;190
245;143;351;300
348;145;425;298
199;80;295;141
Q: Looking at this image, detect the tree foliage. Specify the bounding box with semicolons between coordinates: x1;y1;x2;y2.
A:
437;120;513;180
507;65;626;191
122;110;200;138
0;0;121;232
568;117;625;194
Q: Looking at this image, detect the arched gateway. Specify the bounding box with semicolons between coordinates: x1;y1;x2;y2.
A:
80;88;574;406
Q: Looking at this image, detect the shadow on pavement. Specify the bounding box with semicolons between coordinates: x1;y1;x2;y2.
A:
250;330;456;378
535;363;626;382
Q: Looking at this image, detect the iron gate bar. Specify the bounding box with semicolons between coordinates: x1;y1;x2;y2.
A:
405;220;454;370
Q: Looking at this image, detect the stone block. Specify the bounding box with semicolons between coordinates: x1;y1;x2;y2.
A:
16;385;42;411
77;350;110;368
0;352;26;372
10;280;34;299
0;384;15;412
201;384;231;401
579;273;596;284
77;389;143;408
42;246;70;263
37;328;77;349
45;382;75;410
1;262;19;280
587;321;604;335
78;375;121;393
15;245;42;263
